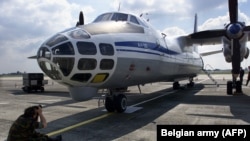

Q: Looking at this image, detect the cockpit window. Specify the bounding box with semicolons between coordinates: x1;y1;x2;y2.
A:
52;42;74;55
46;34;68;47
137;18;149;28
130;15;140;25
111;13;128;21
93;13;112;22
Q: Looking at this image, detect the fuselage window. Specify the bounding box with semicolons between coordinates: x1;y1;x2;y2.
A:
52;42;74;55
111;13;128;21
93;13;112;22
130;15;140;25
100;59;114;70
71;73;92;82
53;57;74;76
77;42;97;55
99;43;114;55
78;58;97;70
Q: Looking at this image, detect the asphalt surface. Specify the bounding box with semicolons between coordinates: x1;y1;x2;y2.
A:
0;74;250;141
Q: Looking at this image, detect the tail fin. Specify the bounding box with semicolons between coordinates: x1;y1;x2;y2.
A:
193;13;198;53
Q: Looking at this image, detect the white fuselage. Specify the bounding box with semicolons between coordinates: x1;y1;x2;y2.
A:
37;12;203;101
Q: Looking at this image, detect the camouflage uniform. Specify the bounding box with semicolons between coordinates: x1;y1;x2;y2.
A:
7;115;49;141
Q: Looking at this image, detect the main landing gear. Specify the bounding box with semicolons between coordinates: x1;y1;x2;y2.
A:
105;89;127;113
173;78;195;90
227;80;242;95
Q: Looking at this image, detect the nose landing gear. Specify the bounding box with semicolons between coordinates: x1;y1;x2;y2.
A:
105;89;127;113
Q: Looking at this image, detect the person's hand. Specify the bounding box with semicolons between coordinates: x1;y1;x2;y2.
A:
36;106;43;115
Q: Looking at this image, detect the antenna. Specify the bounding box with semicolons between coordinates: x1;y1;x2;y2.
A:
118;3;120;11
194;13;197;33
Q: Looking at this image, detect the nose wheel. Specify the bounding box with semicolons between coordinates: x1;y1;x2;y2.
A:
105;90;127;113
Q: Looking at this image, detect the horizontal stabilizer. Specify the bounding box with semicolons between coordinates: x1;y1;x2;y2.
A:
28;55;37;59
200;49;223;56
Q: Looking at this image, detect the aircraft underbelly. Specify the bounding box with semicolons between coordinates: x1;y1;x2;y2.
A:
102;57;202;88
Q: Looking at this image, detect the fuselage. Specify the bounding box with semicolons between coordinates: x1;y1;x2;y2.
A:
37;12;203;101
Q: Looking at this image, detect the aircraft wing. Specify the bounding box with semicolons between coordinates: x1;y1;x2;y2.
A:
199;49;223;56
185;29;224;46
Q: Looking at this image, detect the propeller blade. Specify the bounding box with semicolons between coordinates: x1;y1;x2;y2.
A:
231;39;241;74
79;11;84;25
76;11;84;26
189;29;225;39
228;0;238;23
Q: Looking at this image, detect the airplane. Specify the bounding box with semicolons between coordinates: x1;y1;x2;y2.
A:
32;0;249;113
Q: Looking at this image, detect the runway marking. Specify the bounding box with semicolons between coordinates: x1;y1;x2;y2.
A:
124;106;143;113
38;99;62;103
47;113;113;137
0;102;9;105
47;90;177;136
130;90;176;107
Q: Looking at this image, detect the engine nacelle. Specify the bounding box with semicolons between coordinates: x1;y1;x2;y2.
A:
226;23;243;39
68;86;98;101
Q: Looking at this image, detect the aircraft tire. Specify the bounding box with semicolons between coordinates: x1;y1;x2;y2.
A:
40;87;44;92
115;94;127;113
173;82;180;90
235;81;242;93
227;81;233;95
187;82;194;88
105;97;115;112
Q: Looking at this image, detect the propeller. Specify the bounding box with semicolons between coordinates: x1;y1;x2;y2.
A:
189;0;250;39
76;11;84;26
189;0;250;75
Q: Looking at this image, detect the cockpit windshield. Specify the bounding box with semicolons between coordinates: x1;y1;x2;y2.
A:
93;12;149;28
93;13;112;22
111;13;128;21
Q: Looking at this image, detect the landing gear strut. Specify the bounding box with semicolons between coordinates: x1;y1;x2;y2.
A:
105;89;127;113
187;77;195;88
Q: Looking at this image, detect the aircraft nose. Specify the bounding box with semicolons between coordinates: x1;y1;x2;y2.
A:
37;28;117;86
37;34;75;80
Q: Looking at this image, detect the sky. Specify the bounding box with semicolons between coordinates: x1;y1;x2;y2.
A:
0;0;250;74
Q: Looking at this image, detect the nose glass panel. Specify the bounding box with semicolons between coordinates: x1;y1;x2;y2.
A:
53;57;75;76
37;47;51;60
52;42;75;55
46;34;68;47
39;61;62;80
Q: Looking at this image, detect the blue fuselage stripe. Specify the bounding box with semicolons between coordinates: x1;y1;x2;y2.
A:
115;41;180;55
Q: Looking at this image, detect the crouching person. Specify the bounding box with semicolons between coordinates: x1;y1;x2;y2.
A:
7;105;62;141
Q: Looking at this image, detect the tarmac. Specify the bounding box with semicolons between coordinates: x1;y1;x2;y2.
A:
0;74;250;141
